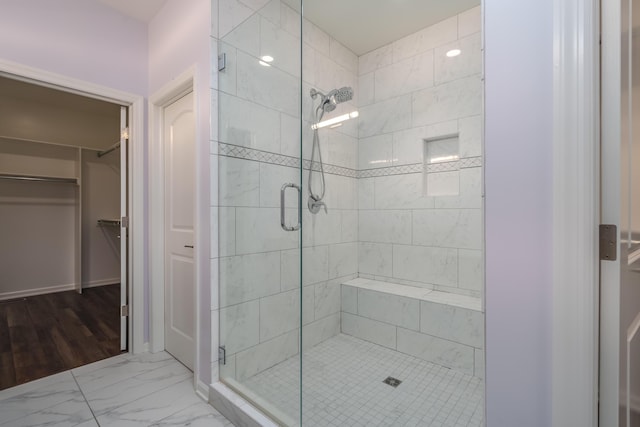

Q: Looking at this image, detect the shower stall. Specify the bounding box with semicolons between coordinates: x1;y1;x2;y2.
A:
215;1;484;425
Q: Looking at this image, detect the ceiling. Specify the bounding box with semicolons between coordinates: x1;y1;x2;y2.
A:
95;0;167;22
91;0;479;55
284;0;480;55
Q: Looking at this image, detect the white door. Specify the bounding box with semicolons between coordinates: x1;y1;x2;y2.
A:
601;0;640;424
120;106;128;351
163;92;195;370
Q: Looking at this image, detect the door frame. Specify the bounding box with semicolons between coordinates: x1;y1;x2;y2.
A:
0;58;146;354
551;0;600;425
148;67;202;391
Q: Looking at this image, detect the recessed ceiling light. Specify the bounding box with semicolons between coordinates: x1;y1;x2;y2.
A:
261;55;274;62
259;60;271;67
446;49;461;58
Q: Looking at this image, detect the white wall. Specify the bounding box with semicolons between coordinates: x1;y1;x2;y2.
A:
0;139;120;298
0;0;147;95
0;178;77;296
82;148;121;288
149;0;212;386
484;0;552;425
0;89;120;149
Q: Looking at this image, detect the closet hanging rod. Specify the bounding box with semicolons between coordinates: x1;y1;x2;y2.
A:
97;141;120;158
0;173;77;184
0;135;101;152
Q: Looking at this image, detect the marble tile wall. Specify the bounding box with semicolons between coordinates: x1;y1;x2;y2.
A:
215;0;359;385
357;6;483;298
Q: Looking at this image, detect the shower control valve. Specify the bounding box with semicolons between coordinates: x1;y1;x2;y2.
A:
308;197;328;215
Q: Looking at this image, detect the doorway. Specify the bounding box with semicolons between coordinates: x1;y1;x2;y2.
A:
0;75;131;389
600;0;640;424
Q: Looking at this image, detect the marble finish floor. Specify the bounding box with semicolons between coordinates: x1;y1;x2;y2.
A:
243;334;484;426
0;351;233;427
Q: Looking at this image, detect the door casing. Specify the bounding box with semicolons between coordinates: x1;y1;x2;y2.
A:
551;0;600;426
148;67;204;396
0;58;146;355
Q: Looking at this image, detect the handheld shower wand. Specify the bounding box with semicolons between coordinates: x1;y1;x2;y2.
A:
308;86;354;214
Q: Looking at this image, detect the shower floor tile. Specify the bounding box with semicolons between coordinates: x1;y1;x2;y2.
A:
243;334;484;426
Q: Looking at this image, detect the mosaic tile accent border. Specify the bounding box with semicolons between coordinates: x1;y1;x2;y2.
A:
218;143;482;179
304;160;357;178
359;163;423;178
218;143;300;168
359;157;481;178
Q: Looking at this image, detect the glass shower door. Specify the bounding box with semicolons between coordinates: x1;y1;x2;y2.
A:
216;0;304;424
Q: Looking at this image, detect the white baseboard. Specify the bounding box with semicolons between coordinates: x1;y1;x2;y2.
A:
0;278;120;301
0;283;76;301
82;278;120;288
196;379;209;402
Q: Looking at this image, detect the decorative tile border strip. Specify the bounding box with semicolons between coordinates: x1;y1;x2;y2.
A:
219;142;358;178
303;160;357;178
459;157;482;168
218;143;481;179
358;163;423;178
359;157;481;178
218;143;300;168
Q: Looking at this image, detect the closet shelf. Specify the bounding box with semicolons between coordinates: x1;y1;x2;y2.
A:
0;173;78;184
97;219;121;227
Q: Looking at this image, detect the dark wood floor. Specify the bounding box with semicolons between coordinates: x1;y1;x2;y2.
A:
0;284;122;391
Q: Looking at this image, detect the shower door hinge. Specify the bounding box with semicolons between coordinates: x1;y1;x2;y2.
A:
218;53;226;71
219;346;226;365
121;216;129;228
121;305;129;317
599;224;617;261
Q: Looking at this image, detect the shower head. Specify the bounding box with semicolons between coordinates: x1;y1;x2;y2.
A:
310;86;354;113
328;87;353;104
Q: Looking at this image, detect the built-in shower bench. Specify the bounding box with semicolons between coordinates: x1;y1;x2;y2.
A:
341;278;484;377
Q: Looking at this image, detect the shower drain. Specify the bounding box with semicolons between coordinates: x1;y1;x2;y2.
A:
383;376;402;387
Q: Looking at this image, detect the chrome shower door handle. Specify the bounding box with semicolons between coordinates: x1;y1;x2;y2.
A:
281;183;301;231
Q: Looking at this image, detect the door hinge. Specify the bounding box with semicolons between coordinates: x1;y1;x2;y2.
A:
121;305;129;317
121;216;129;228
121;127;129;140
599;224;617;261
219;346;226;365
218;53;226;71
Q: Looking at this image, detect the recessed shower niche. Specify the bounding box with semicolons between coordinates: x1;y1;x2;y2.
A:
215;0;484;425
424;133;461;197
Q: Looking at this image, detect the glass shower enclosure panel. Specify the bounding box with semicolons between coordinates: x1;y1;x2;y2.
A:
216;0;304;424
217;1;485;425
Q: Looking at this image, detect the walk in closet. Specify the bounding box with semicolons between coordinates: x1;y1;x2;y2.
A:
0;76;127;389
